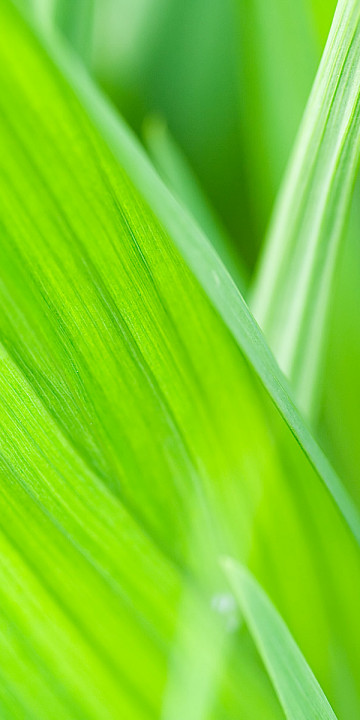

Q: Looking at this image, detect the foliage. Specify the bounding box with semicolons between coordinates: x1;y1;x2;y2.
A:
0;0;360;718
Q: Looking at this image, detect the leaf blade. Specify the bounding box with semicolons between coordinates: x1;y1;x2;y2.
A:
223;558;338;720
251;0;360;419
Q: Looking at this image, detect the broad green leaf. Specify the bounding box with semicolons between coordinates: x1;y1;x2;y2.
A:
2;2;360;718
35;0;360;547
251;0;360;419
223;559;338;720
0;4;288;717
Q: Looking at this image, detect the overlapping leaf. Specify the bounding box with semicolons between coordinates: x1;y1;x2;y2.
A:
251;0;360;419
0;1;360;719
223;559;338;720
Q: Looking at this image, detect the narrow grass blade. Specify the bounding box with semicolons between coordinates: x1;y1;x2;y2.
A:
251;0;360;419
223;558;338;720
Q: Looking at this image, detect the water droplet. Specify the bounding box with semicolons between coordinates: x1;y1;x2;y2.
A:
211;592;240;632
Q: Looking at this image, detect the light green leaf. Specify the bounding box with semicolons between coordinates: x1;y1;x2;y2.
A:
33;0;360;546
2;2;360;718
251;0;360;419
223;558;338;720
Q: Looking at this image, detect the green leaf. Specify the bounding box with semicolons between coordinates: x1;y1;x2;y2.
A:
34;0;360;547
223;558;338;720
2;1;360;718
251;0;360;419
